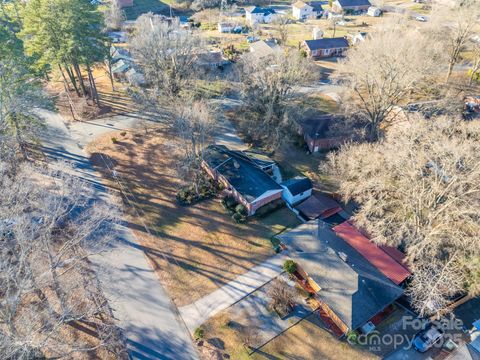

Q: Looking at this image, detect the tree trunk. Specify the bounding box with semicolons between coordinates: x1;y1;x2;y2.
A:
73;62;88;98
64;64;80;96
107;61;115;92
445;61;454;83
87;64;100;105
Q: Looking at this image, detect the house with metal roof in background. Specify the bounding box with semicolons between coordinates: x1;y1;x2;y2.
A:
301;37;349;58
202;145;283;216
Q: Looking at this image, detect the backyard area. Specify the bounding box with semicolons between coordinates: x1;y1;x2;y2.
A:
86;126;300;307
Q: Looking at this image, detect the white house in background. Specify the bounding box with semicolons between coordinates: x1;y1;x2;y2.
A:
348;31;367;45
281;177;313;205
245;6;277;25
367;6;381;17
292;1;323;20
218;22;235;33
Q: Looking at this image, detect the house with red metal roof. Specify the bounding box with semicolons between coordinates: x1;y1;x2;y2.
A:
332;221;411;285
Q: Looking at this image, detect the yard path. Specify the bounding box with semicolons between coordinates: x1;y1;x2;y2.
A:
38;109;199;360
179;253;288;333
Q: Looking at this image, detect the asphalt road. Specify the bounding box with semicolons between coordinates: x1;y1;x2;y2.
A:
38;110;199;360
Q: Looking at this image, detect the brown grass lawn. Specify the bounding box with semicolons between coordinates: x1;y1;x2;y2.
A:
86;126;300;307
199;311;378;360
252;313;379;360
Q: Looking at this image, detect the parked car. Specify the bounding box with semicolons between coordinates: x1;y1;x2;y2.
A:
415;16;427;22
412;323;444;353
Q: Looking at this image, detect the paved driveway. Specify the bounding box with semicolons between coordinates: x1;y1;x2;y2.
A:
179;253;287;333
39;110;198;360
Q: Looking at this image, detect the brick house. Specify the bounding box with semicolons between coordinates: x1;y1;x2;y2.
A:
301;37;349;58
296;114;345;152
278;220;408;336
202;145;283;216
333;0;371;14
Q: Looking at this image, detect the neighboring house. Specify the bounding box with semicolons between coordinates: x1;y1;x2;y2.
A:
333;0;371;13
111;59;131;79
296;114;345;152
202;145;283;216
249;39;281;59
278;219;405;336
295;192;342;221
301;37;349;58
280;176;313;206
195;52;228;69
125;68;146;86
218;22;235;33
450;298;480;360
348;31;367;45
107;31;127;43
333;221;411;285
245;6;277;25
117;0;133;8
367;6;381;17
292;1;323;20
110;45;133;62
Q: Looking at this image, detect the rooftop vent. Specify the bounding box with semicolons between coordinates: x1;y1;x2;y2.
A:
338;252;348;262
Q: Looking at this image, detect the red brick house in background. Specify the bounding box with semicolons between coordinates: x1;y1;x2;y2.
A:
296;114;345;153
202;145;283;216
301;38;349;58
116;0;133;8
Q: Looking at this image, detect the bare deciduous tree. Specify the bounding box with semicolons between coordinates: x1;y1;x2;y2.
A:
333;24;438;142
324;115;480;316
267;278;296;315
239;50;316;150
272;15;289;46
172;99;216;195
428;1;480;83
104;0;126;31
130;14;202;100
0;161;126;358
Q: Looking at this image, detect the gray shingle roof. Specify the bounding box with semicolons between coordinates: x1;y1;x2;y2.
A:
304;38;349;51
278;220;404;330
281;177;312;196
337;0;371;7
203;145;282;203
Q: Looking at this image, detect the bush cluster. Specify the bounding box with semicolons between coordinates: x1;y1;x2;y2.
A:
221;196;247;223
176;179;218;205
